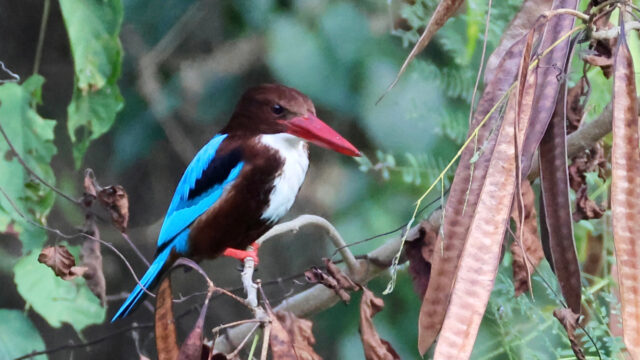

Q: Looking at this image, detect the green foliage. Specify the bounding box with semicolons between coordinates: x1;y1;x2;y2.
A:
59;0;124;168
0;309;47;360
13;247;106;332
266;2;370;113
0;75;56;254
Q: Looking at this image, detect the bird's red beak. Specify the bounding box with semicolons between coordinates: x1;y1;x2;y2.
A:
286;114;361;157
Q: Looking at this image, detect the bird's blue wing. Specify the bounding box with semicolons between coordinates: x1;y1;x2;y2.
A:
156;134;244;252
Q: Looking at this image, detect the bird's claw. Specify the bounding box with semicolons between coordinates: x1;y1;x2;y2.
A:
222;242;260;265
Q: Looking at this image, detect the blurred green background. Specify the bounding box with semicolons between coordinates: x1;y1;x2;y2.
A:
0;0;628;358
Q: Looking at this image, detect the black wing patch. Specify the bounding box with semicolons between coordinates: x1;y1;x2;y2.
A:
188;147;244;201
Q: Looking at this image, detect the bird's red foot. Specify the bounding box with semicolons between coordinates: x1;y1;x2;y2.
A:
222;242;260;265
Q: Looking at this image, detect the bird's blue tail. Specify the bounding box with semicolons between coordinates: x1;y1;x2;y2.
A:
111;228;190;321
111;246;171;321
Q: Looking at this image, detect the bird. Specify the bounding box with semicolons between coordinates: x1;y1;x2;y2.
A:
112;84;360;321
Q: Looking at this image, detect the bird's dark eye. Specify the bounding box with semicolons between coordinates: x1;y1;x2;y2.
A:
271;104;284;115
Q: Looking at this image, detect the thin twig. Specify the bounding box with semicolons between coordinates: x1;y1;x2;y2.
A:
14;306;199;360
211;319;263;336
120;232;150;267
0;121;80;205
226;323;260;359
467;0;493;126
260;323;271;360
32;0;50;75
0;61;20;83
13;323;154;360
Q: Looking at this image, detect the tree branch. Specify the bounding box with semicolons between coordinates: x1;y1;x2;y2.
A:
256;214;359;275
528;97;640;180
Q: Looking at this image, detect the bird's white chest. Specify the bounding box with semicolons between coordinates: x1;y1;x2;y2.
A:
259;133;309;223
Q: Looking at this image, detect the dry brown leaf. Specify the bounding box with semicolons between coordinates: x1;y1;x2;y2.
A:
359;288;400;360
97;185;129;232
484;0;553;85
38;245;87;280
586;19;616;78
83;170;98;198
610;18;640;358
568;144;606;191
275;311;322;360
323;258;359;292
510;181;544;297
553;308;585;360
573;186;604;222
405;217;438;297
382;0;464;97
155;277;179;360
269;311;297;359
418;31;530;355
304;265;355;303
81;222;106;306
565;78;588;134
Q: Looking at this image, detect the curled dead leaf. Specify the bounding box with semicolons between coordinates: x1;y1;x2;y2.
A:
178;293;208;360
510;181;544;297
272;311;322;360
38;245;88;281
568;144;606;191
553;308;585;360
81;222;107;306
83;170;98;207
573;186;605;222
304;263;357;303
268;311;297;359
359;287;400;360
97;185;129;232
381;0;464;98
323;258;358;292
404;217;438;297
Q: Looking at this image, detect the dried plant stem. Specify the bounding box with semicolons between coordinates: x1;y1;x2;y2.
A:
32;0;50;75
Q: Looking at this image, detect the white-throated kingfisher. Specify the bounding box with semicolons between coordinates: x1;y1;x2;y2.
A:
112;84;360;320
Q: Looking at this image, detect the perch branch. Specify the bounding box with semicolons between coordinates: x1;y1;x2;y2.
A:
213;210;439;353
256;214;359;275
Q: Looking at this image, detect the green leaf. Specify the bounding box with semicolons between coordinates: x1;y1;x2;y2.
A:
59;0;124;167
13;248;106;332
0;309;47;360
0;75;57;254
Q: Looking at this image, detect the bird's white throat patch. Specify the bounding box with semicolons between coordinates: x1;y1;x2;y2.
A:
259;133;309;223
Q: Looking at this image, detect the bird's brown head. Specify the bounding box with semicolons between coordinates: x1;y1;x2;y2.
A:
224;84;360;157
